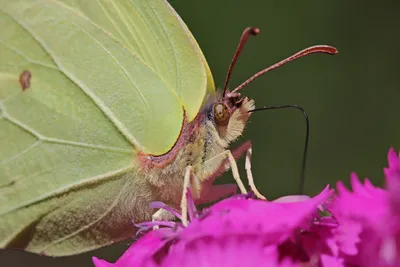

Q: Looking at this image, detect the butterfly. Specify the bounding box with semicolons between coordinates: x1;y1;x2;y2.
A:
0;0;337;256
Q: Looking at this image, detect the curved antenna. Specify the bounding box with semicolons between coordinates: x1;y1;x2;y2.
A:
223;27;260;97
249;105;309;194
231;45;338;95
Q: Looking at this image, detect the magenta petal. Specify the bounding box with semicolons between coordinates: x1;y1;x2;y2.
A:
332;176;388;230
384;149;400;218
387;148;400;171
329;156;400;267
92;257;113;267
92;148;400;267
273;195;311;203
384;148;400;186
92;186;333;267
296;216;340;265
350;172;373;196
333;219;362;255
162;236;298;267
320;254;344;267
178;185;333;246
117;229;171;266
332;181;387;244
92;228;172;267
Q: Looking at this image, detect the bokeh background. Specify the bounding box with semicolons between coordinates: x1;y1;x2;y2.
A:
2;0;400;266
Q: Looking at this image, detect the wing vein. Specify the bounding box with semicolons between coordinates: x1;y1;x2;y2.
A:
50;0;175;94
0;165;134;216
71;21;150;115
41;175;131;252
0;140;41;166
97;0;144;59
0;6;141;148
0;40;59;71
145;1;180;96
1;104;43;139
43;137;133;154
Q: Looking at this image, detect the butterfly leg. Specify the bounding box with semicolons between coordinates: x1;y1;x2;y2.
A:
198;141;264;202
199;148;248;195
180;165;195;226
245;146;266;199
225;150;247;194
221;142;265;199
190;143;249;206
179;144;265;225
152;166;197;228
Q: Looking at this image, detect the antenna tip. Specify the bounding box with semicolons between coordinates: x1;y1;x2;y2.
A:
249;27;260;35
322;45;339;55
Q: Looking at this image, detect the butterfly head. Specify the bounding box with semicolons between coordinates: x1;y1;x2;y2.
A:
209;92;254;144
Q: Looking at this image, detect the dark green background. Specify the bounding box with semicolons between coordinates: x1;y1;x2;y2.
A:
2;0;399;266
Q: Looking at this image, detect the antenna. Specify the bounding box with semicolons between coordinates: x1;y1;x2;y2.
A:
231;45;338;95
223;27;260;97
222;27;338;194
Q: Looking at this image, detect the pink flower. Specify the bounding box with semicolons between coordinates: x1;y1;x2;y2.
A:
328;148;400;267
93;187;334;267
93;229;172;267
92;149;400;266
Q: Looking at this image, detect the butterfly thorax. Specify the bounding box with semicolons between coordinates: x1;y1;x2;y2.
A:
137;94;255;209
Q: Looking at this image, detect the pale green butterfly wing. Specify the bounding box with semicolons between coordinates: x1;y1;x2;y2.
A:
0;0;214;255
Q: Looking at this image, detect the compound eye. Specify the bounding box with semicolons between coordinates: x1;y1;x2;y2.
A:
214;103;230;126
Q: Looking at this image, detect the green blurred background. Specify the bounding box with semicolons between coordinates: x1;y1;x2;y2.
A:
2;0;399;265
